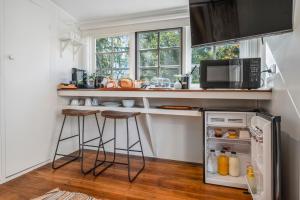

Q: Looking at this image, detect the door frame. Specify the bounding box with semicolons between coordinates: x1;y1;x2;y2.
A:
0;0;5;183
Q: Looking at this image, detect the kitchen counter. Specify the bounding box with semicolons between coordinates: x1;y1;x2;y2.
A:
57;88;272;156
57;88;272;100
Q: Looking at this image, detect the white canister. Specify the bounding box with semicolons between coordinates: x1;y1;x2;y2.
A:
85;98;92;106
229;152;240;177
174;80;182;89
92;98;99;106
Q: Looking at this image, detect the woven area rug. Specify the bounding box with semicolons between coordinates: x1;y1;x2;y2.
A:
31;188;101;200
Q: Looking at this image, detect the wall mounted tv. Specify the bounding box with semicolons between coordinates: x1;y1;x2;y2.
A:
189;0;293;47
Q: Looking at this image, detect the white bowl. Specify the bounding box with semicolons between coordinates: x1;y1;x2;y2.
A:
122;100;135;108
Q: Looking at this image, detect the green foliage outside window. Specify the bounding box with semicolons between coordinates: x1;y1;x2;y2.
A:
191;43;240;84
137;29;182;82
96;36;129;79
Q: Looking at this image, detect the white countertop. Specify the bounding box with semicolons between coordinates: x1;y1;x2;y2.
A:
57;88;272;100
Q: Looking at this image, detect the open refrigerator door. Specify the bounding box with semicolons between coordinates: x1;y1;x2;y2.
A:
203;110;281;200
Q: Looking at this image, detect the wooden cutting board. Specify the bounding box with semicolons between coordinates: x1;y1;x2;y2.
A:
157;105;193;110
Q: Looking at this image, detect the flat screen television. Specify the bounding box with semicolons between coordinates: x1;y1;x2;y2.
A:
189;0;293;47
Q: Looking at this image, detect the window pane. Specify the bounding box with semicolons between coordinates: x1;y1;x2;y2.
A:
139;50;158;67
96;38;112;53
138;32;158;49
160;49;180;66
96;54;112;69
192;46;214;65
113;53;128;69
160;67;180;82
112;69;129;79
160;30;181;48
215;44;240;60
113;36;129;52
98;69;112;76
140;68;157;81
191;67;200;84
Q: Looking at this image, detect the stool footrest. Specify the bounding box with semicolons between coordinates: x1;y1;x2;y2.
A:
101;138;115;146
82;136;100;145
56;154;79;158
59;134;79;142
128;141;140;150
82;144;99;148
115;148;142;153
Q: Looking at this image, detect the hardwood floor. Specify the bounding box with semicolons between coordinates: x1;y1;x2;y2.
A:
0;152;251;200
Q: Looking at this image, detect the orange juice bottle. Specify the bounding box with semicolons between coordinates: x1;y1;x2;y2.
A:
218;150;229;176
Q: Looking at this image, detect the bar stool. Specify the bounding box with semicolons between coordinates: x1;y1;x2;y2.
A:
93;110;145;182
52;109;105;175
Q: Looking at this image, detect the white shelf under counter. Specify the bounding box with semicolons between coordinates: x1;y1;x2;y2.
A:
62;105;202;117
148;108;201;116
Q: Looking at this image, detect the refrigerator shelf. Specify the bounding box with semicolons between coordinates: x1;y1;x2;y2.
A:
207;137;251;143
207;125;248;128
206;173;247;189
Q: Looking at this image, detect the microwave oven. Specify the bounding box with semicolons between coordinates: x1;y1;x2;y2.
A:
200;58;261;89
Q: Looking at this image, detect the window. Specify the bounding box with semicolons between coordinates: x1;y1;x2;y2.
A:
96;35;129;79
136;28;182;82
191;43;240;84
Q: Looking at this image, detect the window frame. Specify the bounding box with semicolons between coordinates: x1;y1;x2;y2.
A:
135;27;183;81
95;35;130;78
190;42;240;85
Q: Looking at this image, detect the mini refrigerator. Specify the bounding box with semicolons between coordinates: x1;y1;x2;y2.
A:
203;110;281;200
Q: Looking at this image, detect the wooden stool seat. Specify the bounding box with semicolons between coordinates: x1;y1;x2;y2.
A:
101;110;141;119
62;109;100;116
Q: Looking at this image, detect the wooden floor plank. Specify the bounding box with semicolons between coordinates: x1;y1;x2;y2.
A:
0;152;251;200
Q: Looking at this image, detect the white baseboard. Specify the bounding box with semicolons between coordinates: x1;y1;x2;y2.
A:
0;159;51;184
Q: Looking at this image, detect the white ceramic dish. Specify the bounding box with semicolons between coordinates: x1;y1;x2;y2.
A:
122;100;135;108
102;102;121;107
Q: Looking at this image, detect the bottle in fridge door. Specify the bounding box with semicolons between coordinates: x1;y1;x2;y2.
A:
207;149;217;174
203;110;281;200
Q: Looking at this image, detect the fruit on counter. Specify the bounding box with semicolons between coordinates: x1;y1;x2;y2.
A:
118;78;133;88
214;128;223;137
106;80;117;88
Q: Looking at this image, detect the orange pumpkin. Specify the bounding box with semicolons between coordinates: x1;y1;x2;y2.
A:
118;78;133;88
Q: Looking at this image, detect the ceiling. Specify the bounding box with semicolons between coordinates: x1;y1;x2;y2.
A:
52;0;188;22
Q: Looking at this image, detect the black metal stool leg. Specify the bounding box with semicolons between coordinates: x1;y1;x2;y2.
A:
52;115;80;169
78;116;81;156
135;116;146;168
127;117;145;182
112;118;117;162
94;117;115;176
80;115;99;175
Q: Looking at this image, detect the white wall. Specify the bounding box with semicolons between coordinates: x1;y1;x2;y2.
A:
262;0;300;199
0;0;78;183
0;0;5;183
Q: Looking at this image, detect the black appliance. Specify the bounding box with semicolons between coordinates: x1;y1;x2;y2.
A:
200;58;261;89
189;0;293;47
180;75;190;89
94;75;104;88
72;68;87;88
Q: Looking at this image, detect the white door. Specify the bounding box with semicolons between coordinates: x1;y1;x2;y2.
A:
4;0;52;177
